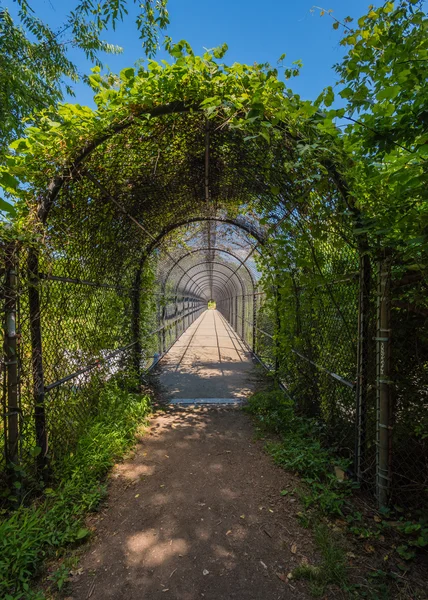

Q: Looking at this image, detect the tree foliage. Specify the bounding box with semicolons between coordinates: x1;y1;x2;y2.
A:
0;0;169;153
316;0;428;255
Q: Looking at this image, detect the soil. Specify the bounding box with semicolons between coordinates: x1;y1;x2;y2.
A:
67;406;318;600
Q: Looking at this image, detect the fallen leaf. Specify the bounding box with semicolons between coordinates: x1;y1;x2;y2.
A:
334;466;346;481
276;572;287;582
364;544;375;554
226;529;232;535
346;552;356;559
135;494;140;498
374;515;382;523
287;572;293;580
240;515;245;519
291;543;297;554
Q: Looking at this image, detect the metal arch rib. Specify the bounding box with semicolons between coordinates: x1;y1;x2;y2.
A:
173;261;247;300
162;247;257;294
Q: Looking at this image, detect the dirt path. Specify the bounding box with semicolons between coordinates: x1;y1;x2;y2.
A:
69;406;316;599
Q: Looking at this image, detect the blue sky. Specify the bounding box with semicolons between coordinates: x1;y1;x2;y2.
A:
7;0;374;107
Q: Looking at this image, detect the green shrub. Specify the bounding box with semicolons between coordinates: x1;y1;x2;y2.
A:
245;390;353;517
0;382;151;599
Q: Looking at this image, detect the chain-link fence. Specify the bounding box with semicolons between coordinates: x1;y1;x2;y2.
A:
1;239;206;494
215;242;427;509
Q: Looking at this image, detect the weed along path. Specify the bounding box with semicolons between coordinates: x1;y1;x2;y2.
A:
69;407;316;600
68;311;317;599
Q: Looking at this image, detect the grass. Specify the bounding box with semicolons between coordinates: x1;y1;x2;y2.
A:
0;380;151;600
244;389;354;517
292;523;347;597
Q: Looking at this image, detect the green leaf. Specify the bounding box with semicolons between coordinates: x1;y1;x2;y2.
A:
120;67;135;82
75;527;90;540
324;87;334;107
212;43;228;59
0;197;17;217
259;129;270;143
396;545;416;561
30;446;42;457
376;85;401;101
10;139;30;152
0;171;19;191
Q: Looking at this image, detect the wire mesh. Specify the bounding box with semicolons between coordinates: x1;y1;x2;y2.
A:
388;261;428;505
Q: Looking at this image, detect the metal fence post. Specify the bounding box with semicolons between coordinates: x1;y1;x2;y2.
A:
5;243;19;472
355;252;371;482
28;249;48;475
162;303;166;353
235;295;238;332
242;294;245;340
131;269;142;378
376;254;392;507
275;284;281;375
252;292;257;353
174;296;178;341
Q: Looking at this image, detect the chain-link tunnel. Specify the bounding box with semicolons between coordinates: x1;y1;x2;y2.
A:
16;110;346;466
2;72;427;507
141;217;265;367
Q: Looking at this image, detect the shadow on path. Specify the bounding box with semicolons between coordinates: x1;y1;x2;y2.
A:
70;407;315;600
